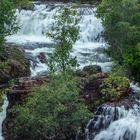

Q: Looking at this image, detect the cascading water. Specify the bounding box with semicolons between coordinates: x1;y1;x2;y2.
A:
6;3;112;75
86;83;140;140
4;2;140;140
0;95;8;140
86;104;140;140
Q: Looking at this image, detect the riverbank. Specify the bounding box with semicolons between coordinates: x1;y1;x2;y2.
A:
3;64;136;140
0;44;31;139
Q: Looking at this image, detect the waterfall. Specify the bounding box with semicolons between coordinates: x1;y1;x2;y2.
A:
5;3;140;140
6;3;112;75
86;82;140;140
86;104;140;140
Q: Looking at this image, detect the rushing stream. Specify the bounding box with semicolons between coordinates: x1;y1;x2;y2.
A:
0;96;8;140
0;2;139;140
6;3;112;75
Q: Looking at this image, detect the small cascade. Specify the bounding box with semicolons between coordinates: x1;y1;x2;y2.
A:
86;84;140;140
0;95;9;140
6;3;112;73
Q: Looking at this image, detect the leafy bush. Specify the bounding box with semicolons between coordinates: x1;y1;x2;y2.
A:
124;43;140;81
100;75;130;101
0;0;18;44
0;0;31;45
97;0;140;81
12;0;32;8
11;72;91;140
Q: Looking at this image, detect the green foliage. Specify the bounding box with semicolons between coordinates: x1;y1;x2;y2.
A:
11;72;91;140
0;0;31;45
78;0;101;4
12;0;33;10
97;0;140;81
101;75;130;101
0;0;18;44
110;62;128;77
47;7;80;72
124;43;140;81
0;90;4;111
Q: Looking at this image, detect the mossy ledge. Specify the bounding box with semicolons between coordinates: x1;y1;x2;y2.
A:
0;44;30;84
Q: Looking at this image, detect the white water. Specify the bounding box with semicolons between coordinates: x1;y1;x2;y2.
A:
6;3;112;76
93;105;140;140
4;3;140;140
86;83;140;140
0;95;9;140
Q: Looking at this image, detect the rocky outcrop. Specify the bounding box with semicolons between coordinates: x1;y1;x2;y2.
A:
79;65;131;110
77;65;102;77
37;52;47;63
0;45;30;84
3;75;49;140
7;76;49;107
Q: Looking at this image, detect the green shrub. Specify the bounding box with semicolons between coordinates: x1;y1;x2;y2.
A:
11;72;92;140
100;75;130;101
0;0;18;44
124;43;140;81
97;0;140;81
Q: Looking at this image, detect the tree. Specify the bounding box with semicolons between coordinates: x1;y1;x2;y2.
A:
0;0;17;45
97;0;140;81
47;7;80;72
0;0;31;46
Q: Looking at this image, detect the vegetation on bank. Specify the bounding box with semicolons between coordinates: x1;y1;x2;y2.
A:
11;72;92;140
97;0;140;81
0;0;31;102
101;75;130;101
9;68;130;139
0;0;17;45
0;45;30;84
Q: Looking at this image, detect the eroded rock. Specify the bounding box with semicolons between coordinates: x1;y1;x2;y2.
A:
8;76;49;107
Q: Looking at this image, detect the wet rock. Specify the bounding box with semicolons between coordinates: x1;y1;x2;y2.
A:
80;72;108;109
79;66;130;110
77;65;102;77
37;52;47;63
25;52;38;69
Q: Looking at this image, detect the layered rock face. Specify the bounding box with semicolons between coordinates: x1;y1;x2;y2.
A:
8;76;49;107
0;45;30;84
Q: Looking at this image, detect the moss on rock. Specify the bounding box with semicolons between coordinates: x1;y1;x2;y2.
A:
0;44;30;84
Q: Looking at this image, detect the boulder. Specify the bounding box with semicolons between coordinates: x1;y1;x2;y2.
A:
79;67;131;110
80;72;108;109
77;65;102;77
37;52;47;63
